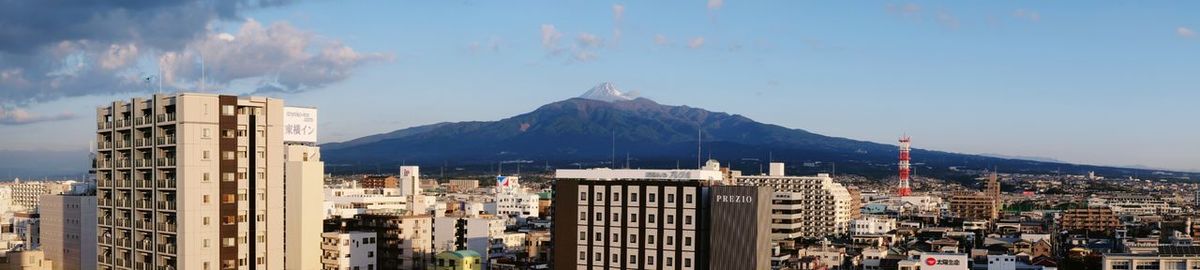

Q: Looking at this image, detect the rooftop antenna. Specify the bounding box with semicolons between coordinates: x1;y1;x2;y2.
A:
611;131;616;169
625;152;630;169
199;51;205;92
696;126;702;169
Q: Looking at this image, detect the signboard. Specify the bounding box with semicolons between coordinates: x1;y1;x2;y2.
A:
919;254;968;270
283;107;318;143
554;169;724;181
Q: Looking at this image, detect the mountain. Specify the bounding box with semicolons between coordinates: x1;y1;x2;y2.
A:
322;83;1198;180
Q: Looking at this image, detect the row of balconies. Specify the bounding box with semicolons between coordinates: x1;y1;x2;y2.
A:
98;113;176;131
158;201;176;211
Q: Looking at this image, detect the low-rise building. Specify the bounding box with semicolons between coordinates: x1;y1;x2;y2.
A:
320;231;378;270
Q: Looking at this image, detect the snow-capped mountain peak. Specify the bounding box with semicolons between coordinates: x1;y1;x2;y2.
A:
579;82;635;102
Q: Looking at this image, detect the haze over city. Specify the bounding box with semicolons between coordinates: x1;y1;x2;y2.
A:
3;2;1198;175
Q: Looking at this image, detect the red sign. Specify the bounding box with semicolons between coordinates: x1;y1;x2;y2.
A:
926;258;937;266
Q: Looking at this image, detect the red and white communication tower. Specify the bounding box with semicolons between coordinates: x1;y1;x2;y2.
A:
897;136;912;196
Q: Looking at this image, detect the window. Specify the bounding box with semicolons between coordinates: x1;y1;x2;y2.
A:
580;192;586;199
203;172;210;182
202;128;211;138
595;192;602;201
222;194;236;204
222;173;235;182
595;213;602;221
579;232;586;240
667;215;674;224
648;214;656;223
203;217;210;225
203;195;210;203
222;151;235;160
631;193;638;202
685;215;692;225
667;257;674;266
686;194;693;204
630;213;638;222
630;235;638;244
648;256;655;265
222;129;235;138
222;237;235;247
648;235;656;244
667;236;674;245
203;151;210;160
612;213;619;222
579;212;586;221
612;254;618;263
613;193;620;201
368;251;374;258
685;237;692;246
667;194;675;203
595;253;601;262
649;194;657;203
630;255;637;264
221;105;235;116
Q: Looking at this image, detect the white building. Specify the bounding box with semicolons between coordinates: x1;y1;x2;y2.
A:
282;144;325;270
850;216;897;236
736;163;853;241
320;231;377;270
432;215;505;265
493;176;539;219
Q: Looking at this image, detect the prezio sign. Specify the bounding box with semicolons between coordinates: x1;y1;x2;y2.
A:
283;107;318;143
919;254;968;270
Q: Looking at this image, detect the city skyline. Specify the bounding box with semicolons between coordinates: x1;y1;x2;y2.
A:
1;1;1198;172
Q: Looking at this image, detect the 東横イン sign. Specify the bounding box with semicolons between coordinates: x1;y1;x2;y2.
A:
283;107;318;143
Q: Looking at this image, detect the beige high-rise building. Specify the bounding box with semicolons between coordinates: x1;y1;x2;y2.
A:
94;93;323;270
735;164;854;242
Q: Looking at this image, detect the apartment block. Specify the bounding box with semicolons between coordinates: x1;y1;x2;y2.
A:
320;231;378;270
94;93;321;270
735;164;854;241
552;166;773;270
1060;207;1121;232
329;213;435;270
40;193;97;270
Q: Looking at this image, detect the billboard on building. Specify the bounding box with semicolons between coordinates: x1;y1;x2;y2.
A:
919;253;969;270
283;107;318;143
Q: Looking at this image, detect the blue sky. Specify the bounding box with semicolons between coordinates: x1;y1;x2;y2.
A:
1;1;1197;172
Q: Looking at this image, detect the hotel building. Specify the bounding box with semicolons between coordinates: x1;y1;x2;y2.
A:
551;163;773;270
734;163;854;242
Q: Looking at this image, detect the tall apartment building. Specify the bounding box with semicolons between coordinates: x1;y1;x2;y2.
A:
735;164;854;241
283;144;325;270
40;191;98;270
328;212;435;270
320;231;378;270
1060;207;1121;232
94;93;322;270
552;166;773;270
948;192;999;221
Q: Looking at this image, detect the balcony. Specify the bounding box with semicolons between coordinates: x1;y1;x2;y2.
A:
117;178;131;188
98;141;112;150
157;263;177;270
98;121;113;130
135;159;151;168
116;159;131;169
157;243;177;255
134;138;150;148
135;262;151;270
136;179;153;189
99;217;113;226
156;136;176;146
95;160;113;170
100;236;113;245
99;255;113;265
136;239;154;250
157;201;176;211
115;258;131;268
135;116;152;127
157;179;176;189
156;157;175;167
116;218;131;227
98;178;113;187
136;200;152;209
156;113;176;123
115;140;131;149
117;237;131;248
115;118;130;129
116;199;131;208
157;222;177;233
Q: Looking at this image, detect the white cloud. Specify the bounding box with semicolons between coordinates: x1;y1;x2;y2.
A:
540;24;563;52
1013;9;1041;22
707;0;723;11
0;107;76;126
1179;27;1196;38
157;20;392;93
613;4;625;22
688;37;706;49
577;33;603;48
654;34;670;46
